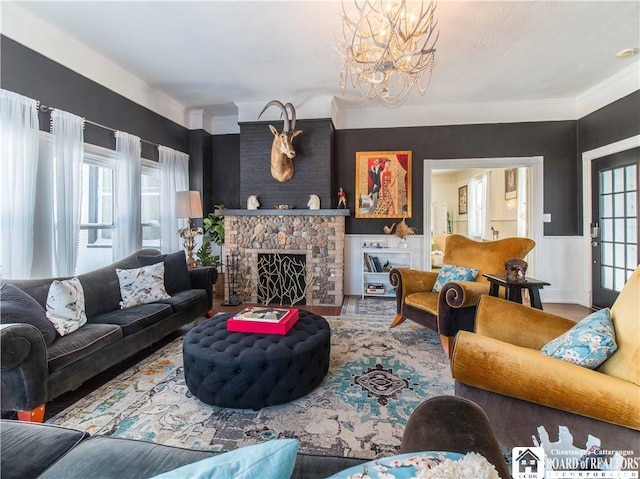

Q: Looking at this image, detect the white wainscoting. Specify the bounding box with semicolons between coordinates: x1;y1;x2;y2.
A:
344;234;588;305
533;236;589;306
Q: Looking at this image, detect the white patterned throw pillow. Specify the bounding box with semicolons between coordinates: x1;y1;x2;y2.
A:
116;262;171;309
46;277;87;336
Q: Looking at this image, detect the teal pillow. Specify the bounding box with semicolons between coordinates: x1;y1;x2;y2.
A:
432;264;479;292
541;308;617;369
149;439;299;479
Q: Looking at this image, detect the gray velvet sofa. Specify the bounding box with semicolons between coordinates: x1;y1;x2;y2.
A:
1;249;216;415
0;419;366;479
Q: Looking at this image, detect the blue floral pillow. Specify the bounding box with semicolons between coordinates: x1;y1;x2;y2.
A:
432;264;479;292
541;308;617;369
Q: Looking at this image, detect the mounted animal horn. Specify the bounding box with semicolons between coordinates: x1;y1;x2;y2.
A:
258;100;302;183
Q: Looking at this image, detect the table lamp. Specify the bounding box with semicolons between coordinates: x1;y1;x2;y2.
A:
175;190;203;268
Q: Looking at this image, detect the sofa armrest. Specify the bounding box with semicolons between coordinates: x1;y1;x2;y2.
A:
188;266;218;310
1;324;48;411
441;281;488;309
474;295;576;349
451;331;640;430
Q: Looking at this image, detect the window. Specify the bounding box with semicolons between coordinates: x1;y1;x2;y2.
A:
77;144;116;273
468;173;489;240
141;160;160;248
76;145;161;274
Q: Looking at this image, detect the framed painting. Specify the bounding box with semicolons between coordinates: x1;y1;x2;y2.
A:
505;168;517;199
458;185;468;215
355;151;412;219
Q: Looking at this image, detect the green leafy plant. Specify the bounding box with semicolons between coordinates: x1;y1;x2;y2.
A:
196;204;225;268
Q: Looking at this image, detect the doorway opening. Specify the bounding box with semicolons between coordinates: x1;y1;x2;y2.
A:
424;157;543;276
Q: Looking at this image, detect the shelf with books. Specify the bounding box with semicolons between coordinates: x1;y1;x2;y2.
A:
361;247;413;299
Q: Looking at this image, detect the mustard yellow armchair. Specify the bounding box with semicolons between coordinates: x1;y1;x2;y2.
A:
451;265;640;450
389;234;535;356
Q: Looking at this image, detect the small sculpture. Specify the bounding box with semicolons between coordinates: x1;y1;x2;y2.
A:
505;258;527;280
307;194;320;210
393;218;416;240
337;187;347;208
247;195;260;210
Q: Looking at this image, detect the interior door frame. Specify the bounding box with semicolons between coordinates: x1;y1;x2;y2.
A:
424;156;543;276
581;134;640;307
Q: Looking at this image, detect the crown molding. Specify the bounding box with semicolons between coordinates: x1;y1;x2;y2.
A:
576;61;640;118
0;2;188;128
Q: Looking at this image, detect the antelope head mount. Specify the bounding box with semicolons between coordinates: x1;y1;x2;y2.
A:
258;100;302;182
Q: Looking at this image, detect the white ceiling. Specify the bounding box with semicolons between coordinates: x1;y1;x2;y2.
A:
4;1;640;131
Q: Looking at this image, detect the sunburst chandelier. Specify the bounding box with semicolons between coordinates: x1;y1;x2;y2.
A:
335;0;439;107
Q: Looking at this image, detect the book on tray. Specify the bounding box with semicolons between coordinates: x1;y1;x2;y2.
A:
227;307;299;335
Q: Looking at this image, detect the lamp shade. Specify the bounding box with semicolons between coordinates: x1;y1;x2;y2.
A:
175;190;203;219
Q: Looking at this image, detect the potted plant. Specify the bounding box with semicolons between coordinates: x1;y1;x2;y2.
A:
195;204;225;296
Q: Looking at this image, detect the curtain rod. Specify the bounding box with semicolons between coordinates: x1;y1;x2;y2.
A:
38;103;160;148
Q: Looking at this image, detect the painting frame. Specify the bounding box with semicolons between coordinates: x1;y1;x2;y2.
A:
505;168;517;199
355;150;412;219
458;185;468;215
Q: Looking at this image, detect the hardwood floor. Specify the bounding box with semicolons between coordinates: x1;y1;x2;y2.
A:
11;296;589;422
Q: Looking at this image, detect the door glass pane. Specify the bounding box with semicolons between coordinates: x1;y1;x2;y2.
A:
601;170;612;194
627;218;637;244
602;219;613;241
626;164;637;190
627;192;637;217
614;268;626;291
614;243;625;268
602;242;613;265
602;266;613;289
627;244;637;269
614;193;625;217
614;219;625;242
613;168;625;192
601;194;612;217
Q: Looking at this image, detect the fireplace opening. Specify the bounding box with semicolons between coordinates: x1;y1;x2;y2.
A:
257;253;307;305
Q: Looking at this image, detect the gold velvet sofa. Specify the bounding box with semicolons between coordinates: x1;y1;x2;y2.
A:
389;234;535;355
451;266;640;450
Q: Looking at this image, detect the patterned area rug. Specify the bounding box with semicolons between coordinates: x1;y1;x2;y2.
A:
48;298;452;460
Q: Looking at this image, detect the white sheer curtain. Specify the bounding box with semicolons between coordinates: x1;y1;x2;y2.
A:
159;145;189;253
114;131;141;260
51;110;84;276
0;90;39;279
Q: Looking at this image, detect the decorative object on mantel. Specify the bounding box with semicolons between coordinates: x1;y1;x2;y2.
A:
247;195;260;210
335;0;439;107
395;218;416;248
307;194;320;210
175;191;203;268
505;258;528;281
274;204;295;210
337;187;347;208
257;100;302;183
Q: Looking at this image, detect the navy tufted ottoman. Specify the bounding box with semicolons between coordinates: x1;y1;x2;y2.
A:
183;310;330;410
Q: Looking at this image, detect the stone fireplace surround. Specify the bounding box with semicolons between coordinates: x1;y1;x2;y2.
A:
218;209;349;306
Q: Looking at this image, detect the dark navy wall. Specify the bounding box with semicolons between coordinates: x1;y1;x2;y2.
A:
239;119;333;210
0;36;189;162
336;121;578;236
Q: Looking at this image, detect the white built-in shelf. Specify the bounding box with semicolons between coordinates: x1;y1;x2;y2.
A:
361;247;413;299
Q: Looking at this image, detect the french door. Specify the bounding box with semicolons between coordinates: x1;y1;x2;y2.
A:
591;147;639;308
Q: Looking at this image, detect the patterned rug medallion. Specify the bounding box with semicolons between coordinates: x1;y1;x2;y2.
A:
47;297;453;460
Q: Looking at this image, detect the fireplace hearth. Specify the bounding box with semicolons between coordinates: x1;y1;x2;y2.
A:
218;209;348;306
